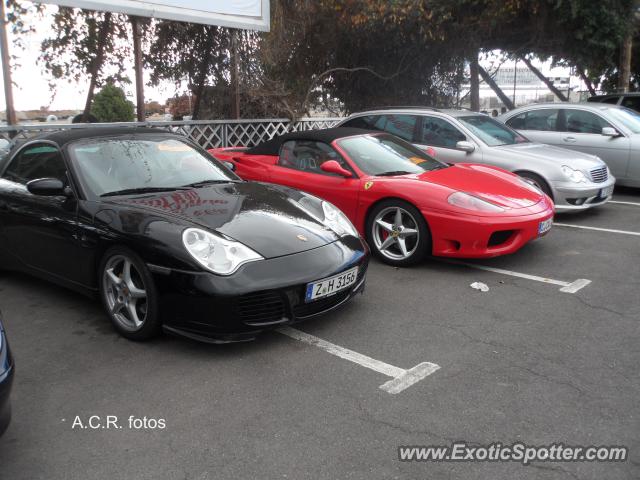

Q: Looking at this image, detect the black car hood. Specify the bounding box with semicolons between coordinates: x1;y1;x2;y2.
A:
106;182;339;259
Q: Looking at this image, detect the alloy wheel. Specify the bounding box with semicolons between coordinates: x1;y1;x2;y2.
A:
102;255;148;332
371;206;420;261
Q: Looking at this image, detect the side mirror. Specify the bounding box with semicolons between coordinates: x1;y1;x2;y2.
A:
456;140;476;153
320;160;352;178
422;146;437;158
601;127;619;137
26;178;68;196
222;160;236;172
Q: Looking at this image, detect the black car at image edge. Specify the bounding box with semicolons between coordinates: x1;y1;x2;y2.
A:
0;128;369;343
0;312;13;437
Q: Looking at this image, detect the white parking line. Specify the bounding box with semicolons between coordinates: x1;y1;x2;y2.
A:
554;223;640;237
277;326;440;394
609;200;640;206
442;260;591;294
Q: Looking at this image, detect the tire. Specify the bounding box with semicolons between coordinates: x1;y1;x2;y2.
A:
98;246;161;341
365;199;431;267
516;171;553;199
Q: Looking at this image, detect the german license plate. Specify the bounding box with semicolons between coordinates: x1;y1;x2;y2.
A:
305;267;358;302
538;218;553;236
599;185;614;198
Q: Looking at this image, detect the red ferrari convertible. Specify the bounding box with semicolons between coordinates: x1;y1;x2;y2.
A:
209;128;554;266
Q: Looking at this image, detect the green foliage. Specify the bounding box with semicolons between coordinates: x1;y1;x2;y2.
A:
91;84;135;122
147;0;638;116
330;0;639;93
6;1;44;48
520;0;638;91
146;22;229;87
7;0;640;119
254;0;468;114
146;22;268;118
38;8;135;87
166;94;191;120
145;22;231;118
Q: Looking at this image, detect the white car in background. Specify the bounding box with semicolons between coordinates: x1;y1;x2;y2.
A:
338;108;615;212
498;103;640;188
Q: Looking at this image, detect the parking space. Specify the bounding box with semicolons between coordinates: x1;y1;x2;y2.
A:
0;189;638;479
554;187;640;234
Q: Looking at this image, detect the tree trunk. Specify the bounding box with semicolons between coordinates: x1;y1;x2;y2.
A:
230;30;240;119
576;65;596;96
519;56;568;101
617;32;633;93
82;12;112;121
191;48;213;120
131;16;145;122
477;66;515;110
0;0;16;126
469;51;480;112
191;27;219;120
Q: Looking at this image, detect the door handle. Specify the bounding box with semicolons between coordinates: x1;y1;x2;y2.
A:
562;136;577;143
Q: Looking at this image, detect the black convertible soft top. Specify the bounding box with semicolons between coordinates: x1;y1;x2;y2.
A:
37;127;169;147
0;127;175;167
245;127;375;156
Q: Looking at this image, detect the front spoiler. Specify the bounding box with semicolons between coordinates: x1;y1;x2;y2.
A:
161;276;366;343
552;177;616;212
150;238;369;343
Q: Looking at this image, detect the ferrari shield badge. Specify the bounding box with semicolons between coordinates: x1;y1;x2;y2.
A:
364;181;374;190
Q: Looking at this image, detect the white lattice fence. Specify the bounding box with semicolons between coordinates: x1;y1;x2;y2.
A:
0;118;342;149
225;121;289;147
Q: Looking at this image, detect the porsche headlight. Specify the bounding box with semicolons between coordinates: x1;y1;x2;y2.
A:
561;165;588;183
448;192;505;212
182;228;263;275
322;201;359;237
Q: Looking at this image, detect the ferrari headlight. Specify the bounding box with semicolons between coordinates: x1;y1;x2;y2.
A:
322;201;359;237
447;192;505;212
182;228;263;275
561;165;588;183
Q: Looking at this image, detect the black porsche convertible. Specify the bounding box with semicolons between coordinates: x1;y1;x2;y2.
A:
0;128;369;342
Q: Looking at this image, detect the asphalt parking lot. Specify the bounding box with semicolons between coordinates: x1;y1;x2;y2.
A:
0;188;638;480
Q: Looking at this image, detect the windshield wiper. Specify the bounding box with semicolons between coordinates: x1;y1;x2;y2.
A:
101;186;191;197
376;170;413;177
183;179;241;188
431;164;450;170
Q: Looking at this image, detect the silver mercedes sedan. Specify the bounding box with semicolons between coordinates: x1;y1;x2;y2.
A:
498;103;640;188
338;108;615;212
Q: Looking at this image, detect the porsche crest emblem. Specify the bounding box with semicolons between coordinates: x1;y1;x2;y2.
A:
297;234;308;242
364;181;374;190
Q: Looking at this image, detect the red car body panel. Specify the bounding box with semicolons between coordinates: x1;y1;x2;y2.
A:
210;135;555;258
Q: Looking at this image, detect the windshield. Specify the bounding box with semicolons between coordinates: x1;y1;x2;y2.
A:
606;107;640;134
69;137;238;197
336;134;446;176
457;115;529;146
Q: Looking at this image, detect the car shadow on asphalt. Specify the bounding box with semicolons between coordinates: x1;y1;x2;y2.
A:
614;185;640;198
0;268;365;360
555;208;606;222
